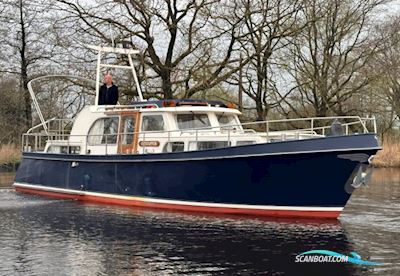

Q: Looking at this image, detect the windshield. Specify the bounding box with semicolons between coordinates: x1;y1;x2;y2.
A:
176;114;211;130
217;114;238;127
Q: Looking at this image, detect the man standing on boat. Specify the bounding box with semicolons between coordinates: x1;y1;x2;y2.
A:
98;74;119;105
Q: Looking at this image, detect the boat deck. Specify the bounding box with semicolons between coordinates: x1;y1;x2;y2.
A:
22;112;377;156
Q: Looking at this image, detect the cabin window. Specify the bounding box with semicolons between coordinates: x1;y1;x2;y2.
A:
88;117;119;145
67;146;81;154
189;141;229;151
47;146;80;154
122;116;136;145
176;114;211;130
47;146;60;153
236;141;255;146
141;115;164;131
163;142;185;153
217;114;237;127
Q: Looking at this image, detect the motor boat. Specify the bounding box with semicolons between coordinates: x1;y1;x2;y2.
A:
13;45;381;219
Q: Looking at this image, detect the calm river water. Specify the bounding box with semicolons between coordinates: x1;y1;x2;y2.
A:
0;169;399;275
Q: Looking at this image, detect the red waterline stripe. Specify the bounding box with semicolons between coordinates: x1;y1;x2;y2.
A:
14;187;341;219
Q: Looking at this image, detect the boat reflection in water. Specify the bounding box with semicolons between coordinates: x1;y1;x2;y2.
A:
1;190;367;276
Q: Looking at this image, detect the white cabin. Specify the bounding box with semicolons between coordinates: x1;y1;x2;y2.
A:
43;101;267;155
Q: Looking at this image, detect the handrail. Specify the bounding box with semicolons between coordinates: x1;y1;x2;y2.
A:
27;118;74;134
25;115;376;136
100;103;159;111
264;116;374;134
266;119;373;134
22;115;377;154
27;117;56;134
265;115;365;123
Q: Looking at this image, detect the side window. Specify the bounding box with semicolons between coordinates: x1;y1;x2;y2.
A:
47;146;60;153
68;146;81;154
47;146;80;154
176;114;211;130
217;115;237;127
142;115;164;131
189;141;228;151
163;142;185;153
236;141;255;146
88;117;119;145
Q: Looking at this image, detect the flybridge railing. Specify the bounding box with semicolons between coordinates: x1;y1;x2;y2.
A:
22;116;377;154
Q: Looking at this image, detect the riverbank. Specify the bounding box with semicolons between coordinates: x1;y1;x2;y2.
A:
0;139;398;168
0;144;21;170
371;137;400;167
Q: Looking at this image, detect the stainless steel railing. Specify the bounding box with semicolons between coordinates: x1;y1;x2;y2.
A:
22;116;377;154
28;118;74;134
264;116;376;136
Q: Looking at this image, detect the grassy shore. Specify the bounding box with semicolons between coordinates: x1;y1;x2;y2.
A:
372;137;400;168
0;140;399;168
0;144;21;167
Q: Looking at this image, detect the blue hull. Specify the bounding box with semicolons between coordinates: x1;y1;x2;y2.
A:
14;134;380;217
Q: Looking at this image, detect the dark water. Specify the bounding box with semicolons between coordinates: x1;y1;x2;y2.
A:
0;169;399;275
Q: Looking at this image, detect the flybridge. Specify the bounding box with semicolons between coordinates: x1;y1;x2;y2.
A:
27;44;146;134
97;99;238;113
87;44;144;103
88;45;239;109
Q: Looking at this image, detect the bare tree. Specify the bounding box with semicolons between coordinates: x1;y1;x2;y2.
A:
373;16;400;116
0;0;58;129
282;0;386;118
227;0;303;121
54;0;249;99
0;77;25;143
361;15;400;134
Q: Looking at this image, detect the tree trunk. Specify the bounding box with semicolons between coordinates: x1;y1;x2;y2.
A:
21;71;31;130
161;71;173;99
256;100;264;121
19;0;31;130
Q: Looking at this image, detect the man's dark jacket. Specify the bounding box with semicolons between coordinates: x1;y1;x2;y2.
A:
98;84;118;105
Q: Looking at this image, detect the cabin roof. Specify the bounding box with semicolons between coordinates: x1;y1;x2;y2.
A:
130;99;235;108
90;99;241;114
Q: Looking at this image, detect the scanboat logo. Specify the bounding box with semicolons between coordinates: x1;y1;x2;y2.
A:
295;250;384;266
